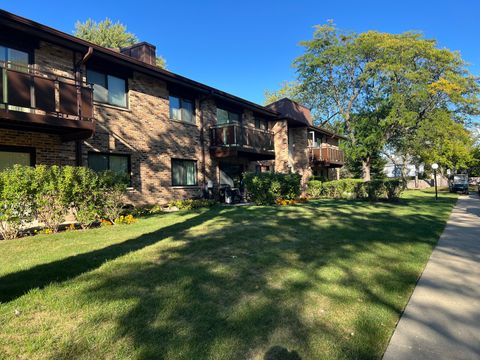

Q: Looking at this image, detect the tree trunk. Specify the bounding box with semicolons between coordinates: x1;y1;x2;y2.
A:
362;158;371;181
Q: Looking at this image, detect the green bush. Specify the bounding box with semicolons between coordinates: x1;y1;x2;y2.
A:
307;178;405;201
307;179;363;199
243;172;301;205
0;165;129;239
168;199;217;210
0;165;37;239
307;180;323;199
384;179;405;201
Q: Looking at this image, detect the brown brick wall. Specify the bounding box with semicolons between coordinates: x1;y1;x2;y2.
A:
0;129;76;165
272;120;289;173
289;127;312;191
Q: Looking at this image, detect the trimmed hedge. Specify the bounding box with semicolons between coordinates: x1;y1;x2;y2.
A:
307;178;405;201
0;165;128;239
244;172;301;205
168;199;217;210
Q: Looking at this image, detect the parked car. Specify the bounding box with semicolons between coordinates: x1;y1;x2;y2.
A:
448;174;469;194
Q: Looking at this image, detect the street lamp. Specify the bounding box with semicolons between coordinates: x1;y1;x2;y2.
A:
432;163;439;200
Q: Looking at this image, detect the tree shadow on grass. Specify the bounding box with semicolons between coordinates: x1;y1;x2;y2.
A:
0;208;226;303
44;197;456;359
1;194;458;358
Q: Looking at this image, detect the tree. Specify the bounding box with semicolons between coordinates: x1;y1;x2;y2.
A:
468;145;480;176
74;18;138;48
410;109;474;171
267;22;480;180
156;56;167;69
74;18;166;68
264;81;303;105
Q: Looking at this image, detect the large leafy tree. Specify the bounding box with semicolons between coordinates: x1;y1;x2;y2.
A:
74;18;166;68
267;22;479;180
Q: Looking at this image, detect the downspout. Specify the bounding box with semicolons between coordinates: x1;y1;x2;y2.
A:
74;46;93;166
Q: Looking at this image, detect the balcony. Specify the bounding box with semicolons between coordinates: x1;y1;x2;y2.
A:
0;62;95;141
210;123;275;160
309;144;345;166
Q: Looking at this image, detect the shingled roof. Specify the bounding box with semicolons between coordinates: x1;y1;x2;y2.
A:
265;98;312;127
266;98;347;139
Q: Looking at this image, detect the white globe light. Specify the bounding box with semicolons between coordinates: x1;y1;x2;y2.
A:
432;163;439;170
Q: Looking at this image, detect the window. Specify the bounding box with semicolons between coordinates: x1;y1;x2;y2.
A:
255;117;267;130
0;146;35;171
255;165;270;173
86;69;127;108
88;152;130;180
1;45;30;104
169;96;195;123
0;45;29;67
217;108;240;124
171;159;197;186
308;131;322;147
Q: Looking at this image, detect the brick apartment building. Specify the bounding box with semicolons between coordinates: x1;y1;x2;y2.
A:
0;10;345;205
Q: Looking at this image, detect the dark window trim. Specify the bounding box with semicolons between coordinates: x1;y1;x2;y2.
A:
216;107;242;124
87;151;132;185
171;158;198;186
0;145;36;166
0;42;34;65
86;68;129;109
169;94;196;123
254;117;267;130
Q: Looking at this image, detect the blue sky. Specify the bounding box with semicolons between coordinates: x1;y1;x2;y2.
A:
2;0;479;105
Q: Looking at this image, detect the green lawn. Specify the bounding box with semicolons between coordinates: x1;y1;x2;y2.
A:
0;190;457;359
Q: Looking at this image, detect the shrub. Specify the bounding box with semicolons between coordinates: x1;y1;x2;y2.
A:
168;199;217;210
68;166;107;228
0;165;130;239
306;180;323;199
307;178;405;201
244;172;301;205
33;165;70;233
0;165;36;239
307;179;363;199
384;179;406;201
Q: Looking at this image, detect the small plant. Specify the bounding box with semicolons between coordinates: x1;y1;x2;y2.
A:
36;228;54;235
114;214;136;225
100;219;113;226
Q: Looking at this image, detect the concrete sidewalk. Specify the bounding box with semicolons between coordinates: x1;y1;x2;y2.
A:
383;194;480;360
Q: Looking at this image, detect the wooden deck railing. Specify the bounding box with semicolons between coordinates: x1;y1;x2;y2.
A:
0;61;94;122
210;123;274;153
309;144;345;165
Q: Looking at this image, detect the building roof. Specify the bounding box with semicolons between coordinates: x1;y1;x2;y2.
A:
0;9;346;140
265;98;312;126
267;98;347;140
0;9;276;117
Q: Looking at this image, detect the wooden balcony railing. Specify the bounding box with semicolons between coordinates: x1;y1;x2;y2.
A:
210;123;274;158
0;61;95;140
309;144;345;165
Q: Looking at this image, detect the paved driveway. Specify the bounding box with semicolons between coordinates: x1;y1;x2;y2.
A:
383;194;480;360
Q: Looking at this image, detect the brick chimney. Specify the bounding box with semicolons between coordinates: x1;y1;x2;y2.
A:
120;42;156;66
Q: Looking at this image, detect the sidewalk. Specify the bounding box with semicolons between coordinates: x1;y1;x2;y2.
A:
383;194;480;360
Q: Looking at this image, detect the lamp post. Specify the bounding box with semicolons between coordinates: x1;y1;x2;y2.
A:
432;163;439;200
